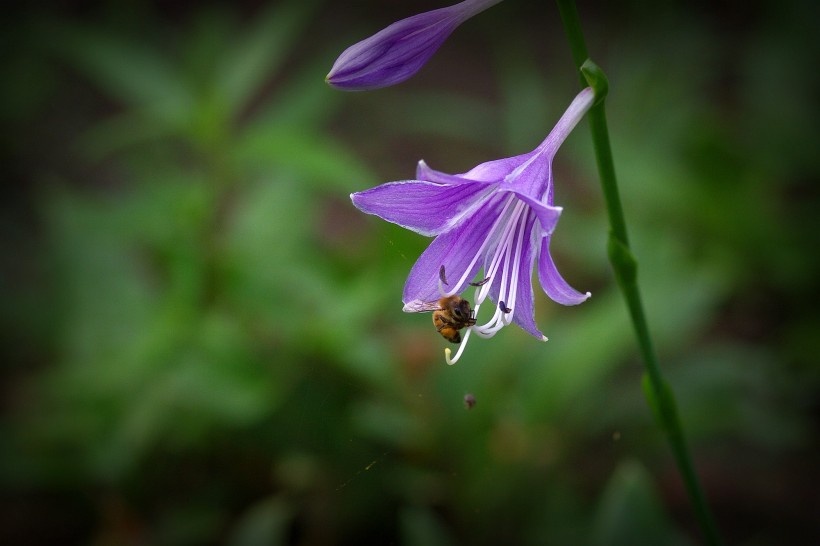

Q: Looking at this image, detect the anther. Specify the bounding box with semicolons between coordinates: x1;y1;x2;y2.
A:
498;301;512;313
437;265;449;296
469;276;490;287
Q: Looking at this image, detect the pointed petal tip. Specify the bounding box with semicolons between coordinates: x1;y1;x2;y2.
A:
572;291;592;304
561;290;592;306
325;70;340;87
538;238;592;306
326;74;365;91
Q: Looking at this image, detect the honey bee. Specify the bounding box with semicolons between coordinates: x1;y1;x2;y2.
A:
404;266;488;344
404;295;476;343
432;294;477;344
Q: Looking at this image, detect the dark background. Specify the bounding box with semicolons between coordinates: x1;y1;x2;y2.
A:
2;0;818;544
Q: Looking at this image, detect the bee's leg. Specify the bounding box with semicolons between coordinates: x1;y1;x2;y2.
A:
434;312;453;332
436;315;457;330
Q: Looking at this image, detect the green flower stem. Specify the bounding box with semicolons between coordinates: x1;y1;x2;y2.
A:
555;1;722;544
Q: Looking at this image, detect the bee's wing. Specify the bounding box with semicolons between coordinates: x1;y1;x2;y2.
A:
402;299;440;313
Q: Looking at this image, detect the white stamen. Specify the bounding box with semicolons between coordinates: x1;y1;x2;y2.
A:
444;327;474;365
475;201;524;326
441;195;516;297
473;205;530;338
476;200;525;304
501;210;528;325
439;198;533;364
475;244;512;335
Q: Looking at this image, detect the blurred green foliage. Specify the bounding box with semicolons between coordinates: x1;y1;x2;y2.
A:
1;1;818;545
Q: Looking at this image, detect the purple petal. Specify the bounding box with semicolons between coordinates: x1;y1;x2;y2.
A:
326;0;501;91
403;194;507;305
418;152;536;184
460;152;534;182
351;179;493;237
502;150;552;203
502;191;563;236
537;235;591;305
486;211;544;339
488;148;563;234
416;160;478;185
418;152;561;236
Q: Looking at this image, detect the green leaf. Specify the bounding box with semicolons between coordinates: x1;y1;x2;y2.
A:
591;460;691;546
232;127;375;188
76;110;182;160
249;56;344;132
217;0;324;116
400;506;456;546
56;25;191;115
227;496;294;546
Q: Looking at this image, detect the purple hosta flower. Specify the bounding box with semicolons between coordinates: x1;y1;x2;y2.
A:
351;88;595;364
326;0;502;91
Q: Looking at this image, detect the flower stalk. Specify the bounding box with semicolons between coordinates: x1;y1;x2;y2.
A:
555;1;723;544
